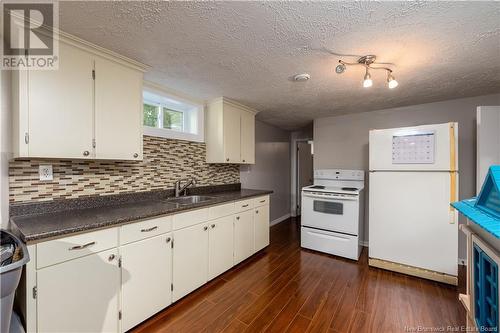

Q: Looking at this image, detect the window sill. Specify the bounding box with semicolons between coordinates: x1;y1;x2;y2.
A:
143;126;204;143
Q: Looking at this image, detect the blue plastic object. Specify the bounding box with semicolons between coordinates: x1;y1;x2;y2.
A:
473;243;498;331
452;165;500;238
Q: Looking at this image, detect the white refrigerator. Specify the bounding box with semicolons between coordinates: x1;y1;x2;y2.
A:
368;122;459;284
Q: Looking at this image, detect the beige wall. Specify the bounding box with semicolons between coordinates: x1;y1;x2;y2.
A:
314;93;500;260
240;120;291;223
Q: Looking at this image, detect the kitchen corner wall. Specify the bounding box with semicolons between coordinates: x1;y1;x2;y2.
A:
314;93;500;260
240;120;291;223
9;136;240;204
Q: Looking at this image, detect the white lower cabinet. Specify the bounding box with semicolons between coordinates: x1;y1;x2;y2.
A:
26;196;270;333
120;233;172;332
37;248;120;333
234;209;255;264
172;223;209;302
254;204;270;252
208;215;234;280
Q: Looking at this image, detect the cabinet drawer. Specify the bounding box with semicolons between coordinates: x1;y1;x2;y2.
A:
235;199;254;212
37;228;118;269
173;208;209;230
208;202;235;220
120;215;172;245
253;195;269;207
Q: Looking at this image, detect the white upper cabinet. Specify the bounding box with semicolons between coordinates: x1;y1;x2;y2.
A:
240;109;255;164
25;42;94;159
205;97;257;164
94;56;143;160
12;33;147;160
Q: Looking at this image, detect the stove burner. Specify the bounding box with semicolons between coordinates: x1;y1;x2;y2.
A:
309;185;325;189
341;187;358;191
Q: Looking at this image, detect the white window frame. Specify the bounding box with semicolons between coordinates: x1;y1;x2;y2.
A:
142;82;204;142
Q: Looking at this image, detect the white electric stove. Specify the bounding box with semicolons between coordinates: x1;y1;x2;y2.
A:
301;169;365;260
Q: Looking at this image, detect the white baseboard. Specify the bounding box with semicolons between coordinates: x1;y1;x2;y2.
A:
270;213;291;226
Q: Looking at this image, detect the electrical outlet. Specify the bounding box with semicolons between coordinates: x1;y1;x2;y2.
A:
39;165;53;181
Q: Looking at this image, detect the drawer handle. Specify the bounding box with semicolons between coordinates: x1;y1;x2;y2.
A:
260;200;265;203
211;224;215;228
68;241;95;251
141;226;158;232
256;210;259;214
236;216;240;220
204;226;208;231
242;204;249;208
108;254;115;261
166;237;171;243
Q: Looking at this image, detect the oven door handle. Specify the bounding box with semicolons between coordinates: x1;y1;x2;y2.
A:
302;192;358;201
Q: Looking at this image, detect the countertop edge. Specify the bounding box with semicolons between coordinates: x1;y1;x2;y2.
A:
11;190;273;244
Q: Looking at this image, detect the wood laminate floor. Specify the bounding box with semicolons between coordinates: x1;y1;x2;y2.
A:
131;217;466;333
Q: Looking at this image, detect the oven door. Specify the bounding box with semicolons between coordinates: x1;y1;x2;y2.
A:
301;191;359;235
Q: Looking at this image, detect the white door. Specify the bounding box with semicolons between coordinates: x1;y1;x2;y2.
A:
94;56;143;160
28;42;94;159
240;110;255;164
223;104;241;163
234;210;254;264
120;233;172;332
208;216;234;280
369;122;457;171
37;249;120;333
301;192;360;235
477;106;500;194
369;171;458;275
254;205;270;252
172;223;209;301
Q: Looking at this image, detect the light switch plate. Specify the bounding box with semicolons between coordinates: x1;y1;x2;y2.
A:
39;165;53;181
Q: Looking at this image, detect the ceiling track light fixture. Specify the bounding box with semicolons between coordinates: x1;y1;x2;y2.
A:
335;55;398;89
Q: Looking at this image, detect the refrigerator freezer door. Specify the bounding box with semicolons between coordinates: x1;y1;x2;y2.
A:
369;171;458;276
369;122;458;171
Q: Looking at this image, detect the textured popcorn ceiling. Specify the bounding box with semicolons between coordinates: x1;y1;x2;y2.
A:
60;1;500;130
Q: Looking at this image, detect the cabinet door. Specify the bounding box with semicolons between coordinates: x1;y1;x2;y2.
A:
37;248;120;333
28;42;94;159
234;210;255;265
120;233;172;332
240;110;255;164
95;56;143;160
254;204;270;252
172;223;209;301
223;104;241;163
208;216;234;280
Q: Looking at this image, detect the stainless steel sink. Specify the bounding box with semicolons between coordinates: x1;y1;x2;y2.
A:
164;195;217;205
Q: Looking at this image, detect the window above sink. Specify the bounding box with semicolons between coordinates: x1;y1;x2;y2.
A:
143;82;204;142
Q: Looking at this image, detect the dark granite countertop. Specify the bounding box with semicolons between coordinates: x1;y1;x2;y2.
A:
10;188;272;244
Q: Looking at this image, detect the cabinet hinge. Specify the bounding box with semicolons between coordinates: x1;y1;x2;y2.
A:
118;310;122;320
24;132;29;144
32;286;37;299
171;283;173;291
92;139;96;148
92;69;95;80
118;256;122;268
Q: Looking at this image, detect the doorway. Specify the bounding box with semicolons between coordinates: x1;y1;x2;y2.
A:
295;141;313;216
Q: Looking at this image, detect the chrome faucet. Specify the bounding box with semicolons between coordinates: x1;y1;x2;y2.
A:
174;178;196;197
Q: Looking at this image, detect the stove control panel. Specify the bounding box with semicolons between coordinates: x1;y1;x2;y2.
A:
314;169;364;181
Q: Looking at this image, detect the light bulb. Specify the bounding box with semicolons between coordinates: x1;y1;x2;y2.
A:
363;70;372;88
387;72;398;89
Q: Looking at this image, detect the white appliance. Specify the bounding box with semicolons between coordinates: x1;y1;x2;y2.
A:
369;122;459;282
301;169;365;260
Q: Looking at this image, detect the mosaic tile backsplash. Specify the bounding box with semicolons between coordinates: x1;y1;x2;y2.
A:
9;136;240;203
